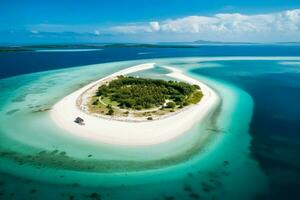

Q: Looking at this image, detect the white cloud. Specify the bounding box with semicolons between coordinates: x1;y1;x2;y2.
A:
108;9;300;41
26;9;300;42
118;9;300;34
149;21;160;31
94;30;100;35
110;25;150;33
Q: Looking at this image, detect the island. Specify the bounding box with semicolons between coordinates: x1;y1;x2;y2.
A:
50;63;220;146
87;75;203;121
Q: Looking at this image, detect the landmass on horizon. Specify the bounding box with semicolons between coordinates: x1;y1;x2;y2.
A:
2;40;300;52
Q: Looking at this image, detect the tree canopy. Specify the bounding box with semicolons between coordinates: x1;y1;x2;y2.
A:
95;76;202;110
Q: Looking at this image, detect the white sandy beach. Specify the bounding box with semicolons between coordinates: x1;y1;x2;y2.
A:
50;63;220;146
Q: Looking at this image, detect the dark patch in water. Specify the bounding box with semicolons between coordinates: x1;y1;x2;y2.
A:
6;109;20;115
12;94;27;102
59;151;67;156
189;192;200;199
32;107;52;113
29;189;36;194
201;182;216;192
51;150;59;155
38;150;46;155
18;160;24;165
72;183;80;188
162;195;175;200
183;184;192;192
223;160;229;166
85;192;101;200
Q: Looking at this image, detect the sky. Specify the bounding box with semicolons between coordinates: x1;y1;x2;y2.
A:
1;0;300;44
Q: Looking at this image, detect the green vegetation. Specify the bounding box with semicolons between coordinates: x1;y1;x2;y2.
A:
166;101;176;109
186;90;203;104
107;108;114;115
147;117;153;120
94;76;202;112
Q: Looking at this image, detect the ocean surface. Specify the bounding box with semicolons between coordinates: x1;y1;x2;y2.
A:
0;45;300;200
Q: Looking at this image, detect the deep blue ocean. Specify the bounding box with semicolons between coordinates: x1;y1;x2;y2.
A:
192;60;300;199
1;45;300;199
1;45;300;79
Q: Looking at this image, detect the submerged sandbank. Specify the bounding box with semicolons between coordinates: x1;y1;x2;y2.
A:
50;63;220;146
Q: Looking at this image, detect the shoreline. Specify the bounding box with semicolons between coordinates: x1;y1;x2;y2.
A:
77;66;201;122
50;63;220;146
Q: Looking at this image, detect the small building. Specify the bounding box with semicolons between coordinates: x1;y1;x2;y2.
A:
74;117;84;125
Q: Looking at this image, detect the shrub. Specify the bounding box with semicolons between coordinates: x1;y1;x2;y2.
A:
193;84;200;89
107;108;114;115
135;105;143;110
92;99;99;105
166;101;176;109
183;101;189;106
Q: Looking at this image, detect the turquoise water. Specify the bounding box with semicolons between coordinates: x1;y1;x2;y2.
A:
1;57;298;199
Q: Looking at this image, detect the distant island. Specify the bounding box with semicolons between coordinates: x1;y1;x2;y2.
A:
2;42;300;52
0;43;197;52
88;76;202;120
193;40;260;45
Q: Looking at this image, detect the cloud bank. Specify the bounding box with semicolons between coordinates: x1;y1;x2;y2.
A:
27;9;300;42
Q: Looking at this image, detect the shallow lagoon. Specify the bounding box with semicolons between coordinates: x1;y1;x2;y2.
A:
0;56;300;199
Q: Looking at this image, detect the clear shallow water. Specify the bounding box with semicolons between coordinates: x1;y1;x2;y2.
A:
0;50;300;199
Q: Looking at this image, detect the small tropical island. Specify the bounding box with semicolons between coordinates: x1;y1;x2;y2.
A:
88;76;203;120
51;63;219;146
